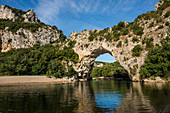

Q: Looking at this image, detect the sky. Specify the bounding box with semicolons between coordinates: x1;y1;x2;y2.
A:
0;0;159;63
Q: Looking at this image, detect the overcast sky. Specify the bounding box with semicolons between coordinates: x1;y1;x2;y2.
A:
0;0;159;63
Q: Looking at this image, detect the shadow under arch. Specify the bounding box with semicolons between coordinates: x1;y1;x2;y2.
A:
76;47;131;80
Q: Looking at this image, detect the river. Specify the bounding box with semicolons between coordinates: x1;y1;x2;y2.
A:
0;80;169;113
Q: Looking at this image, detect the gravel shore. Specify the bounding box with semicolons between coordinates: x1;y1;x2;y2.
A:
0;76;73;84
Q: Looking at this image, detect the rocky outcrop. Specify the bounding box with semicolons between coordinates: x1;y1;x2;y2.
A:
0;5;40;23
155;0;164;10
0;0;169;81
0;5;64;52
0;27;61;52
69;1;170;81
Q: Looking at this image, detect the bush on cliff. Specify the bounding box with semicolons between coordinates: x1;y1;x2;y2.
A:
140;36;170;79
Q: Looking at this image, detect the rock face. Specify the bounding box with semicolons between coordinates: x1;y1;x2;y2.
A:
69;1;170;81
0;5;63;52
155;0;164;10
0;27;61;52
0;0;169;81
0;5;39;23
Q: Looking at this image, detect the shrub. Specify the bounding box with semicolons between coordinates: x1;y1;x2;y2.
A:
140;37;170;79
0;44;79;76
149;22;154;27
164;11;170;18
132;44;143;56
158;0;170;11
122;28;129;35
125;39;128;43
84;44;89;48
130;24;144;36
88;35;94;41
132;37;139;43
158;25;164;29
68;40;76;48
116;41;122;48
90;61;129;79
165;22;169;26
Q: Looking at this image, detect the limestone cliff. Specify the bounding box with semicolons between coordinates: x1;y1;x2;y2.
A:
0;5;39;23
0;5;65;52
68;0;170;81
0;0;169;81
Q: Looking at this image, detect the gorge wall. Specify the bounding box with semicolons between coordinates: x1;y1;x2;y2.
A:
0;0;169;81
0;5;64;52
68;0;170;81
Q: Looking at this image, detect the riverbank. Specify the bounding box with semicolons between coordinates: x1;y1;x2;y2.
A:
0;76;75;84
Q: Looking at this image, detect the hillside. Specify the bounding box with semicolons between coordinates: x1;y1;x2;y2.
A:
0;0;169;81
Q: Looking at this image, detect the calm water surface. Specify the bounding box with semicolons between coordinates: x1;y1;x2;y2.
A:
0;80;170;113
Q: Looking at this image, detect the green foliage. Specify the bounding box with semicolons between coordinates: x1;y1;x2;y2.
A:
158;0;170;11
142;37;154;50
132;37;139;43
99;37;103;41
165;22;169;26
117;21;125;30
130;24;144;36
125;38;128;43
68;40;76;48
84;44;89;48
105;33;112;41
116;41;122;48
0;19;65;43
164;11;170;18
158;25;164;29
0;44;79;77
112;30;120;41
140;37;170;79
149;22;154;27
0;19;45;33
130;67;137;75
122;28;129;35
88;35;94;41
90;62;129;79
132;44;143;56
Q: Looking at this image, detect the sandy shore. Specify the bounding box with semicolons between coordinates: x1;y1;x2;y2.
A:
0;76;73;84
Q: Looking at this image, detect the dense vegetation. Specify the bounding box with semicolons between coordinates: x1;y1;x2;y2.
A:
0;44;79;78
90;61;129;79
87;0;170;42
0;19;63;33
87;20;143;42
140;36;170;79
132;44;143;56
0;19;67;42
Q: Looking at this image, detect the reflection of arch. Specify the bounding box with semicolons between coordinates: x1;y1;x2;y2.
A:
115;82;157;113
0;38;2;50
73;82;97;113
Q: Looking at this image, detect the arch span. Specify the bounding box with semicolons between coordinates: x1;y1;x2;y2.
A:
69;29;147;81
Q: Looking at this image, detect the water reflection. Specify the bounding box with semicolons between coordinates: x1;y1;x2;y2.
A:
0;81;169;113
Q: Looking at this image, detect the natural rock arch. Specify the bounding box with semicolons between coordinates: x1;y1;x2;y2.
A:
69;19;168;81
69;29;147;81
65;0;169;81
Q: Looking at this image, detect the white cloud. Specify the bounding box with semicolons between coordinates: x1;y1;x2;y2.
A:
35;0;137;23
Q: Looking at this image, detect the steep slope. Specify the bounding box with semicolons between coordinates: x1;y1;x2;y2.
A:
68;0;170;81
0;5;66;52
0;0;169;81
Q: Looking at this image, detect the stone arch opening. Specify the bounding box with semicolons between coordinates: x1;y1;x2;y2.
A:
91;53;130;80
76;47;131;80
